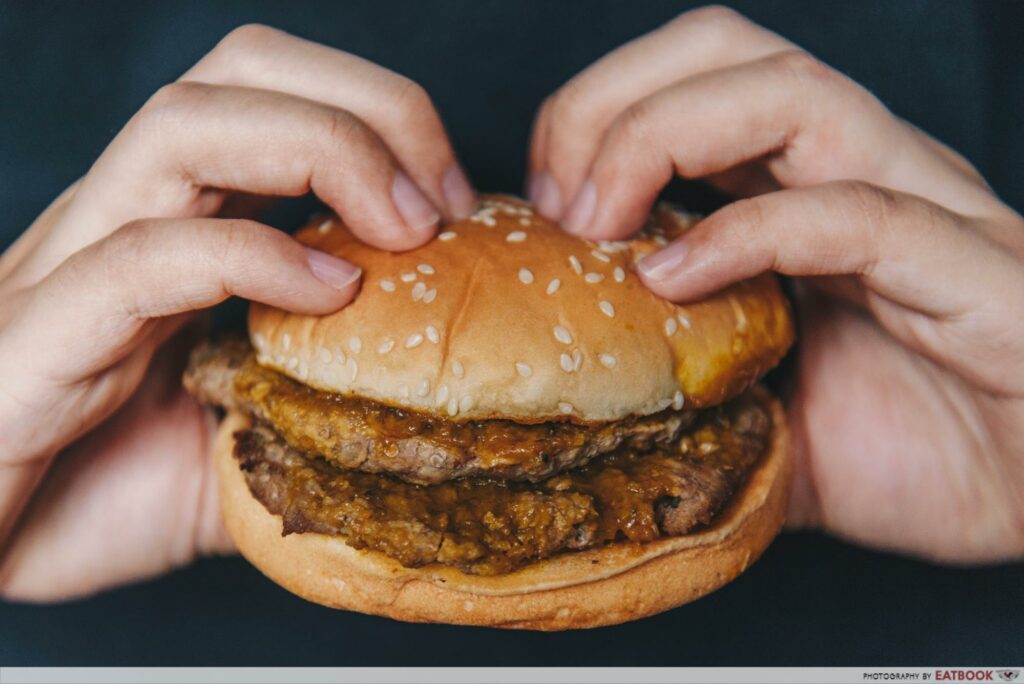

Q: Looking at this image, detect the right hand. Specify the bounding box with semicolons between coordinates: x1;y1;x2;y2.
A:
526;6;1024;564
0;24;476;601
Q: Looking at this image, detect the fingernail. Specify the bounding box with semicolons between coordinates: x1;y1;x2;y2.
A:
562;180;597;235
391;170;440;234
532;173;563;219
638;240;690;281
306;248;362;290
442;164;477;219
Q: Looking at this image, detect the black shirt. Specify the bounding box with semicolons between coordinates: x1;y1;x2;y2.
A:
1;0;1021;666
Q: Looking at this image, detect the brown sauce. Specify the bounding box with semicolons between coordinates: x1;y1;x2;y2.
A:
234;355;688;477
237;392;770;575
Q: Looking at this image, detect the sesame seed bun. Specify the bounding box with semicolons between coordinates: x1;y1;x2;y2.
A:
215;386;791;630
248;196;794;422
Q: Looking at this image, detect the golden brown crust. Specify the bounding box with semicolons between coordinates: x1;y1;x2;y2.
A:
216;388;791;630
248;196;794;422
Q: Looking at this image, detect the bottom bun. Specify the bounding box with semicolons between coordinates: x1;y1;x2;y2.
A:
215;390;791;630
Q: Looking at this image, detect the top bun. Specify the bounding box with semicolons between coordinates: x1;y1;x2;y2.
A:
249;196;793;422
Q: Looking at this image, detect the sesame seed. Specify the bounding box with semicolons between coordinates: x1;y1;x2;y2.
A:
416;379;430;397
584;272;604;284
665;317;678;336
658;398;673;410
346;358;358;382
380;279;396;292
599;301;615;317
518;268;534;284
673;390;685;410
417;263;435;275
426;325;440;344
459;395;474;412
447;398;459;416
401;272;417;283
559;402;574;414
516;362;533;378
677;310;692;330
591;250;611;263
599;353;617;368
482;217;496;227
318;348;332;364
546;278;561;295
506;231;527;243
654;235;669;246
598;240;628;253
423;288;437;303
553;325;573;345
377;339;395;354
287;356;299;371
405;333;424;349
334;347;346;364
437;384;450;404
572;349;582;371
518;218;530;226
317;219;332;234
569;256;583;275
282;333;291;352
252;333;267;351
298;362;309;380
613;266;626;282
560;353;574;372
349;336;362;353
438;231;457;241
412;282;427;301
730;296;749;333
452;361;465;379
397;383;410;399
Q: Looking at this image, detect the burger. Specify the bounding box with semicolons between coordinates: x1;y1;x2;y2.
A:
184;195;794;630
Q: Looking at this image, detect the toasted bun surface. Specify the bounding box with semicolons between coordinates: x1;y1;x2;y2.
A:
249;196;793;422
215;389;791;630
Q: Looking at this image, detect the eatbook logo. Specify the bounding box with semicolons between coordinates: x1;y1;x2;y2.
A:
998;672;1020;682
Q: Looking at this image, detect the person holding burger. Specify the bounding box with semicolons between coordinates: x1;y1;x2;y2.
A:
0;8;1022;625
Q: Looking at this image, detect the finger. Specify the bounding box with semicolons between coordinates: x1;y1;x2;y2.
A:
17;83;440;288
637;182;1024;394
528;5;792;217
5;217;360;382
183;24;475;221
558;50;1004;240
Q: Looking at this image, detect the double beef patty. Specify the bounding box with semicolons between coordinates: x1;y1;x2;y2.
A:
185;340;772;575
185;340;692;484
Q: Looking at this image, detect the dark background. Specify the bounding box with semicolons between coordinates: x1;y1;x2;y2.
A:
1;0;1022;666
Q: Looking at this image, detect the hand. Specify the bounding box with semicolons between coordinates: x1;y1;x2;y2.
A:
528;6;1024;563
0;24;476;600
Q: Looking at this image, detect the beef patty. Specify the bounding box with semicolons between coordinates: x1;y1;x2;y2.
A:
233;392;771;575
186;340;692;484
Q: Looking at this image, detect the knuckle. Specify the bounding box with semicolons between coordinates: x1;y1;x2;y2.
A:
389;77;434;116
844;180;901;222
547;78;591;134
773;49;838;87
144;81;205;112
213;219;268;267
679;4;746;31
612;98;656;148
719;197;768;239
136;82;212;135
838;180;905;245
215;23;281;57
321;108;374;153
